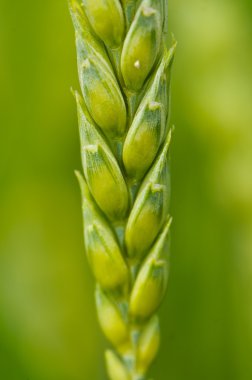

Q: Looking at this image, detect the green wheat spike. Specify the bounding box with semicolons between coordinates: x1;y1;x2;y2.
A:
68;0;176;378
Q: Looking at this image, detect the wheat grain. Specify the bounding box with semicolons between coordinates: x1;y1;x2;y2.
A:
69;0;176;378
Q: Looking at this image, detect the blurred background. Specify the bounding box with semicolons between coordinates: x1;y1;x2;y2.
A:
0;0;252;379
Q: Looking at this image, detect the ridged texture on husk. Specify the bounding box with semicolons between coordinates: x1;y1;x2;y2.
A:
69;1;176;379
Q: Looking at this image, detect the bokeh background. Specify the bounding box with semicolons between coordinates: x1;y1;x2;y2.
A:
1;0;252;379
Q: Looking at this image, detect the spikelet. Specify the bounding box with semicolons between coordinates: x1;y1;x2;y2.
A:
82;0;125;48
96;286;129;350
76;171;128;289
125;131;171;258
106;350;130;380
137;316;160;374
123;43;176;180
75;91;129;221
69;0;176;379
129;218;172;319
69;0;127;137
121;0;163;91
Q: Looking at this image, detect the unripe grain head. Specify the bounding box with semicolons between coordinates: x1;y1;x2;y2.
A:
69;1;176;378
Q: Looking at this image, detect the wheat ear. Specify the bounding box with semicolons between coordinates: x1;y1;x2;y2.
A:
68;1;176;379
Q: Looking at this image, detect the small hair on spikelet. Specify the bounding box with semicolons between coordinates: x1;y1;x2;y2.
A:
68;0;176;379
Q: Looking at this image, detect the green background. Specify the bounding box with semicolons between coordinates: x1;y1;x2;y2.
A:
1;0;252;379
